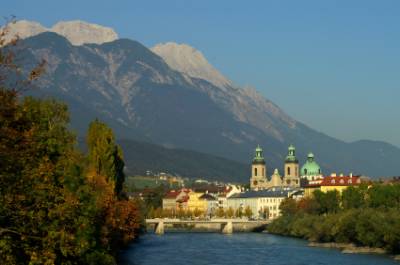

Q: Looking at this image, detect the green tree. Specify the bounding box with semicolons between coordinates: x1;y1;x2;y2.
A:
244;206;253;219
342;186;365;209
0;23;141;263
226;207;234;218
367;184;400;209
87;119;125;195
235;207;243;218
216;207;225;218
193;208;203;218
279;198;298;216
313;190;340;214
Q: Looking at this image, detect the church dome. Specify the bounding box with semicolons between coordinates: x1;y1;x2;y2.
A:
300;152;321;176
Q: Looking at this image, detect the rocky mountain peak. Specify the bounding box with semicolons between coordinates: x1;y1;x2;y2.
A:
3;20;118;45
3;20;47;43
151;42;232;88
51;20;118;45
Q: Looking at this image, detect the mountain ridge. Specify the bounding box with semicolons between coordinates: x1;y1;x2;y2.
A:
151;42;232;89
13;29;400;179
4;20;118;45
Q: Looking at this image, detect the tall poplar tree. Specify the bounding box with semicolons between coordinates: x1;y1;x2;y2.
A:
86;119;125;195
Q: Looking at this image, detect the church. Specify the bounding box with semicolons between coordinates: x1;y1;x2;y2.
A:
249;145;322;190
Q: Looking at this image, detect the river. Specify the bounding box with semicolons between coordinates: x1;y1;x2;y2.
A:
118;233;398;265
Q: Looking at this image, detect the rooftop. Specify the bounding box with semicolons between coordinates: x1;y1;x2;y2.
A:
320;176;361;186
199;193;217;201
304;176;361;187
229;187;301;199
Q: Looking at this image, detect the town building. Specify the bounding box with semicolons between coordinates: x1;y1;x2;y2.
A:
199;193;218;216
162;190;181;210
186;190;208;213
162;185;242;215
304;174;361;197
227;187;303;219
163;189;191;210
216;185;242;209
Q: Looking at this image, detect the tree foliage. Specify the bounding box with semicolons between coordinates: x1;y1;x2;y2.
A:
269;184;400;254
87;119;125;195
0;21;142;264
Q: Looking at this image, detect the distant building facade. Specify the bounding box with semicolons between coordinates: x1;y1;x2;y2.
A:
304;174;361;197
227;187;303;219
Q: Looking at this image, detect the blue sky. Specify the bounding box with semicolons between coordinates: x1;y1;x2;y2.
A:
4;0;400;147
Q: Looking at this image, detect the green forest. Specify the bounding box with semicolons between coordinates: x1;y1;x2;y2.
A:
269;185;400;254
0;25;142;264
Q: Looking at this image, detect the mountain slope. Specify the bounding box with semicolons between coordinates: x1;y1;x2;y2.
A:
16;31;400;179
118;139;249;182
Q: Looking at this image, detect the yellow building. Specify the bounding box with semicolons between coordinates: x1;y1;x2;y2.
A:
304;184;321;197
304;175;361;197
186;191;208;213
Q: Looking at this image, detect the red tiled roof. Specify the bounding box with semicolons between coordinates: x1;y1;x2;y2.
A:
304;183;322;188
304;176;361;188
320;176;361;186
164;190;180;199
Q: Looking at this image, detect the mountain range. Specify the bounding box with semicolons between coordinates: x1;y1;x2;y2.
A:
6;20;400;181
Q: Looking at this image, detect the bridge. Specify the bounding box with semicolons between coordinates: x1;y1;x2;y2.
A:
146;218;271;235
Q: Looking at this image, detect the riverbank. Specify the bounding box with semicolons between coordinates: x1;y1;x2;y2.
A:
307;241;400;261
308;242;386;254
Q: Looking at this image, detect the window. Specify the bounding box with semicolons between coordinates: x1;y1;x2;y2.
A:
262;168;265;177
304;169;308;174
340;179;344;184
254;168;258;176
287;167;291;176
331;179;335;184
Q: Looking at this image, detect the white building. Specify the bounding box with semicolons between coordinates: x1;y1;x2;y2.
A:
199;193;218;216
216;185;242;209
226;187;303;219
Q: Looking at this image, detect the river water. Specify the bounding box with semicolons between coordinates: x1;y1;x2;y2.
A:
119;233;398;265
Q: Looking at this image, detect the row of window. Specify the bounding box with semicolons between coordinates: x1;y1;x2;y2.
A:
330;178;360;184
259;197;284;203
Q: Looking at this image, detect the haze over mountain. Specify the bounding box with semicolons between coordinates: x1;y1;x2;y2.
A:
8;20;400;180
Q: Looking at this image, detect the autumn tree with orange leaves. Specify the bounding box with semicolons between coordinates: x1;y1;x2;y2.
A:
0;20;142;264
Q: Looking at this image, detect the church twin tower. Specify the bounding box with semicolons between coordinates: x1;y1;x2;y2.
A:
250;145;300;190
